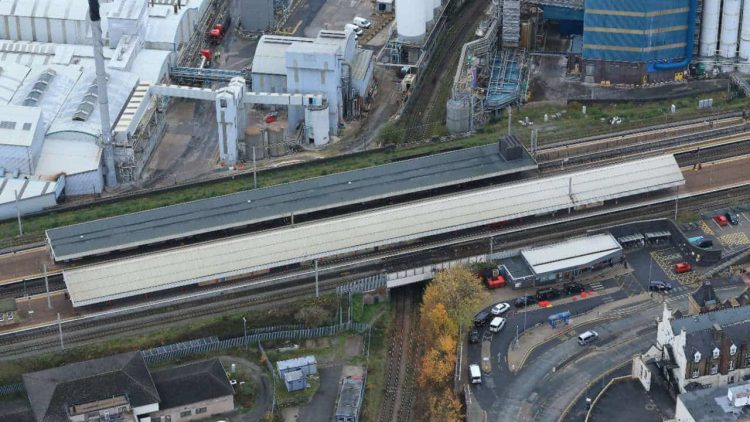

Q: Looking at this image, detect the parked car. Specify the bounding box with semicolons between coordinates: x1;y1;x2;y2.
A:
714;214;729;226
469;364;482;384
469;328;480;344
473;309;492;327
536;288;561;301
649;280;673;292
674;262;692;273
491;302;510;316
725;211;740;225
514;295;537;308
353;16;372;28
489;317;506;333
563;282;585;295
344;23;363;36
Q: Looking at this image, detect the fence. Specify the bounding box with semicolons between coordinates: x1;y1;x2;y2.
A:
0;383;23;396
336;275;387;294
142;321;370;365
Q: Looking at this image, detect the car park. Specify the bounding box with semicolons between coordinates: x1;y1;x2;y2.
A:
489;317;506;333
536;288;561;301
725;211;740;225
563;282;585;295
714;214;729;226
649;280;673;291
514;295;537;308
578;330;599;345
469;328;480;344
491;302;510;315
674;262;692;273
473;309;492;327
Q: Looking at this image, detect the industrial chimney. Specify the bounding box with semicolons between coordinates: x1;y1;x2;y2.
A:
88;0;118;188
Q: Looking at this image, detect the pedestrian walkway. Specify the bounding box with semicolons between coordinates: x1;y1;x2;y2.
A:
507;292;652;371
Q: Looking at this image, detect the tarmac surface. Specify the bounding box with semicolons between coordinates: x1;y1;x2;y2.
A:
588;379;665;422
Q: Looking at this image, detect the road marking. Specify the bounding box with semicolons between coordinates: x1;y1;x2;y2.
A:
743;212;750;224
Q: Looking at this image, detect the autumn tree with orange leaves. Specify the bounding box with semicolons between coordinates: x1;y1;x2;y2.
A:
416;266;489;422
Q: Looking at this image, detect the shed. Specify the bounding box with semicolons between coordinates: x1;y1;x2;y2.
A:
283;370;307;392
277;355;317;378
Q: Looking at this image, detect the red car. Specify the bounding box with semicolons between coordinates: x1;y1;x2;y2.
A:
714;215;729;226
264;112;279;123
675;262;692;273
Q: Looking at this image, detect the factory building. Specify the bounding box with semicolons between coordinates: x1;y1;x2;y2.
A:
0;0;209;212
582;0;695;84
251;28;374;142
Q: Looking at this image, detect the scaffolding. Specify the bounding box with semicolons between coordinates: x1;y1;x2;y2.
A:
485;48;527;110
502;0;521;47
169;67;252;87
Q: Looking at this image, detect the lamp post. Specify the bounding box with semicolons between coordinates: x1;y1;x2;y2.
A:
242;316;247;350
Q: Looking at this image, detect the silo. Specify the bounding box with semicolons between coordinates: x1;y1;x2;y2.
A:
446;98;471;134
719;0;741;69
699;0;720;58
396;0;426;42
739;0;750;73
425;0;434;26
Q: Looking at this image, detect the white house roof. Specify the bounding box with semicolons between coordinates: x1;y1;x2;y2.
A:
0;105;41;147
521;233;623;275
62;155;684;306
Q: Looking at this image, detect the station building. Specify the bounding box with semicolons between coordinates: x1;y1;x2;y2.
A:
497;233;624;288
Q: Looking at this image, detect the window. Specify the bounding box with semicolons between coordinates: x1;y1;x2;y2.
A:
180;410;192;418
694;351;702;363
713;347;720;359
7;312;12;321
0;313;4;321
165;416;171;422
692;369;700;378
731;344;738;356
196;407;207;414
710;364;718;375
730;360;735;371
22;122;32;131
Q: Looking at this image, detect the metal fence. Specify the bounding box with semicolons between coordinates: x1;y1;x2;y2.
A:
0;383;24;396
142;321;370;365
336;275;387;294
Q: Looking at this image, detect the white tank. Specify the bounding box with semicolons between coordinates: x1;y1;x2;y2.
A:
739;0;750;72
396;0;426;42
720;0;741;59
700;0;720;57
305;104;330;146
425;0;434;25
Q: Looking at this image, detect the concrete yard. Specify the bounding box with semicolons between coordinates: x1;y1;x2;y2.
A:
303;0;374;37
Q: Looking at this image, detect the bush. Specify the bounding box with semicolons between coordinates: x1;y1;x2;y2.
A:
294;306;331;327
378;122;401;145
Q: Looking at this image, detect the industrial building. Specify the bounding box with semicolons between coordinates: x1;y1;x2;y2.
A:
0;0;209;211
251;28;374;142
497;233;624;288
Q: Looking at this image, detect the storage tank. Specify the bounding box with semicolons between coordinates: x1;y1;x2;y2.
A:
739;0;750;73
396;0;426;42
720;0;741;67
425;0;434;26
446;98;471;134
304;104;330;146
700;0;720;58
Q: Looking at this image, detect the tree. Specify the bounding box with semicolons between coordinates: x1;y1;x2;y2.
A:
427;388;463;422
422;266;490;326
378;122;401;145
294;305;331;327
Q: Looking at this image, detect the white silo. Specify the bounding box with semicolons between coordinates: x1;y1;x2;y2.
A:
720;0;741;70
739;0;750;73
700;0;720;57
396;0;426;42
424;0;434;26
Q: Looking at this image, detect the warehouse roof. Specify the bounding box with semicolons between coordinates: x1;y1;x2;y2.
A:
0;62;30;104
35;138;102;177
0;177;61;206
252;35;314;75
521;234;622;275
0;0;89;21
0;105;41;147
351;49;373;82
62;155;683;306
47;143;538;261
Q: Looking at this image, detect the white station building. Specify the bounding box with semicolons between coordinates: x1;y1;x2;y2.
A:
0;0;208;214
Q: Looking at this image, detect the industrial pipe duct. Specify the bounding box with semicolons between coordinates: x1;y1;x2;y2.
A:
648;0;696;72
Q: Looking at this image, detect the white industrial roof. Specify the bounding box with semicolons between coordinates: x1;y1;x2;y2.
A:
143;0;207;46
0;62;30;104
521;233;622;275
0;105;41;147
63;155;684;306
35;138;101;177
253;35;314;75
0;176;60;205
0;0;88;21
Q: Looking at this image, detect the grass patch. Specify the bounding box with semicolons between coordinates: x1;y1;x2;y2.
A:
351;294;389;324
360;307;392;422
274;371;320;407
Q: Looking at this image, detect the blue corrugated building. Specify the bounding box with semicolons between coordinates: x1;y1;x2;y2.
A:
582;0;696;83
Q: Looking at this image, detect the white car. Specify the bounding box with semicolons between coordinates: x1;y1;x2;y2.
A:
491;302;510;315
353;16;372;28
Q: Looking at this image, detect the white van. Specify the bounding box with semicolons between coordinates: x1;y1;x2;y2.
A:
469;364;482;384
353;16;372;28
578;330;599;345
489;317;506;333
345;23;363;36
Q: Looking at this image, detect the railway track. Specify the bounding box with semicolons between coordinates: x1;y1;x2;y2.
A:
379;286;420;422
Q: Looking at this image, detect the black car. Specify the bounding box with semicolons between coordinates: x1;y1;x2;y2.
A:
473;309;492;326
536;288;561;301
469;328;480;344
563;282;585;295
726;211;740;225
514;295;538;308
648;280;673;292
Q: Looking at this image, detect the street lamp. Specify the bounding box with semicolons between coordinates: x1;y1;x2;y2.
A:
242;317;247;350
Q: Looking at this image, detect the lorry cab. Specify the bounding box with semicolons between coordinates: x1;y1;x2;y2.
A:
469;364;482;384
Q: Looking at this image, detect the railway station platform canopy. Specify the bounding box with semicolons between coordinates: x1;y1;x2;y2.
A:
63;154;684;307
46;143;537;261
